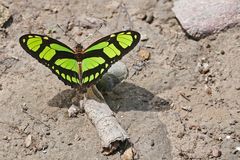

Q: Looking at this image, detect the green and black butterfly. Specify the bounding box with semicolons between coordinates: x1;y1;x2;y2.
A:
19;30;140;90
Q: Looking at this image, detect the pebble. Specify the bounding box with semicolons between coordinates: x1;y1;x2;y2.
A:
197;58;210;74
204;85;212;95
177;132;185;138
3;136;8;140
52;8;58;14
145;12;154;24
45;131;50;135
74;134;81;141
200;125;208;134
220;50;225;55
0;4;11;28
25;135;32;148
172;0;240;39
120;147;135;160
211;147;221;158
68;105;79;117
150;139;155;146
235;146;240;151
140;34;149;41
229;120;238;125
138;49;150;60
68;142;73;146
226;135;231;139
137;13;147;20
235;86;240;90
181;106;192;112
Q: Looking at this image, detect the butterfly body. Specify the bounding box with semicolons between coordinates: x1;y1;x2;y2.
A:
19;31;140;91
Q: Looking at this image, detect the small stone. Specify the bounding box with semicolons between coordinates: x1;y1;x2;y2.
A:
197;59;210;74
67;21;74;31
145;12;154;24
220;50;225;55
36;142;48;151
74;134;81;141
181;106;192;112
132;61;145;72
204;85;212;95
206;44;211;48
235;86;240;90
235;146;240;152
201;125;208;134
140;34;149;41
211;147;221;158
44;4;51;10
42;144;48;150
3;136;8;140
145;44;155;49
21;104;28;112
150;140;154;146
138;49;150;60
45;131;50;135
68;105;80;117
56;131;62;135
67;142;73;146
229;120;238;125
177;132;185;138
226;135;231;139
52;8;58;13
25;135;32;148
120;147;135;160
137;13;147;20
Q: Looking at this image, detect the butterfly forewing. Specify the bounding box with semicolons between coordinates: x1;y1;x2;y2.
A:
19;34;80;87
81;30;141;87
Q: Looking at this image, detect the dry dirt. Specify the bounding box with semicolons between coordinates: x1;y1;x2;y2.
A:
0;0;240;160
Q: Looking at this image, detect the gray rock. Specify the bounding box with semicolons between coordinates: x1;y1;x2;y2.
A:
0;4;11;28
97;61;128;92
172;0;240;39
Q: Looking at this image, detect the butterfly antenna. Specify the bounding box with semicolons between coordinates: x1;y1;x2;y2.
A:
121;2;133;30
56;24;79;45
79;23;103;44
115;2;133;30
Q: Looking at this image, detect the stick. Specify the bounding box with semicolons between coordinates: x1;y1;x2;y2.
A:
75;62;135;157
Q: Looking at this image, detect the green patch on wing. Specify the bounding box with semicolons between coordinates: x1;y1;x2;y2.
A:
85;41;109;52
82;57;105;72
26;36;43;51
116;33;133;49
39;46;55;60
50;43;74;53
55;58;79;73
103;44;120;58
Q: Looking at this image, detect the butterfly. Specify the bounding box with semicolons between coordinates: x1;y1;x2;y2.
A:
19;31;141;91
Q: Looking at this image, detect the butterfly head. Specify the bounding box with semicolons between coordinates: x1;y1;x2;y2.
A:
75;43;84;53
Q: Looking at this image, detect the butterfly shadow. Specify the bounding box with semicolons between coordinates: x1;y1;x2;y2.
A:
47;82;172;113
102;82;172;113
47;89;77;109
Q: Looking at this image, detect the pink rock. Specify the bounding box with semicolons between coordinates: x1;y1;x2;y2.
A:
172;0;240;39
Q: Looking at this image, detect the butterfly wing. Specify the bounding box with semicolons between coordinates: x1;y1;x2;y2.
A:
19;34;80;87
81;30;141;87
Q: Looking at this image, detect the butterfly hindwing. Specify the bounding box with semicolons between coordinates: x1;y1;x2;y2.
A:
19;34;80;87
81;30;141;86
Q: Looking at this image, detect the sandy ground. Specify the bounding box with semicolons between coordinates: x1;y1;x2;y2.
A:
0;0;240;159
